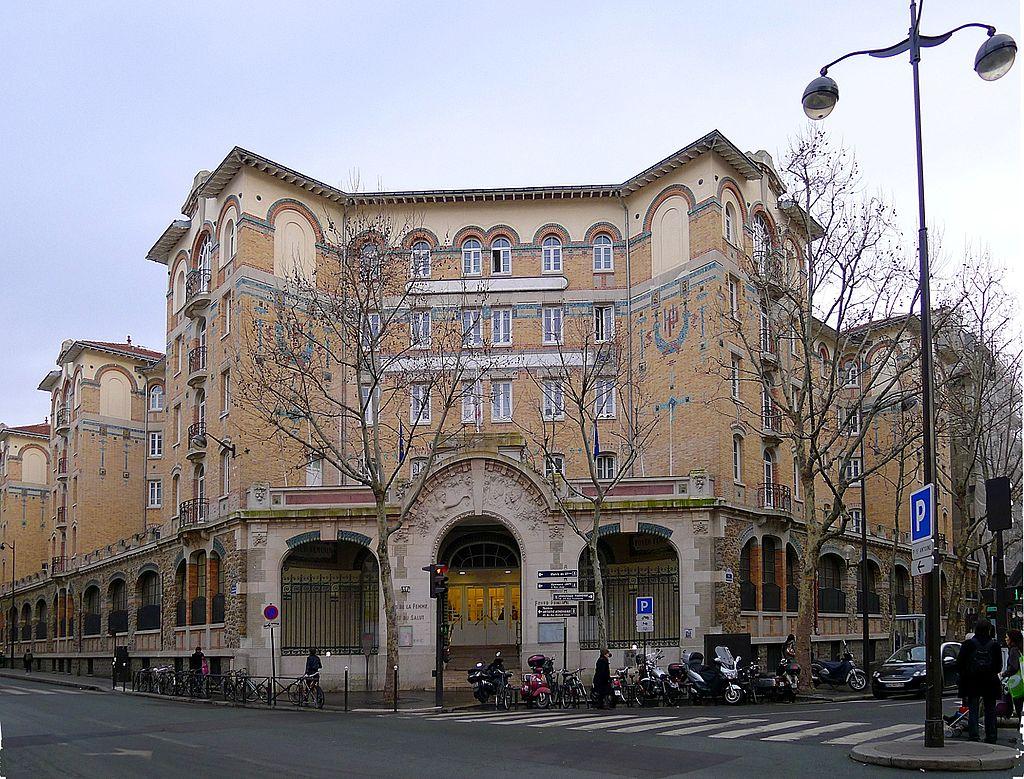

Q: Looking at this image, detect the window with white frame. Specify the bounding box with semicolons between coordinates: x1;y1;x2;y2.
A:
148;385;163;411
223;218;237;260
542;236;562;273
147;479;163;508
411;310;431;349
760;309;772;352
596;453;616;480
173;405;181;445
593;234;613;271
793;455;801;500
728;276;739;318
220;449;231;495
841;405;861;435
595;380;616;418
359;242;382;282
491;237;511;274
725;202;737;244
849;507;863;534
175;336;183;374
542;380;564;420
305;457;323;487
491;308;512;346
843;456;862;484
491;380;512;422
411;383;431;424
462;309;483;347
220;370;231;415
462;238;482;276
842;360;860;387
789;326;798;357
542;306;563;345
544;454;565;477
411;240;431;278
360;385;380;425
410;457;427;479
733;435;743;482
731;355;741;400
461;380;483;424
148;431;163;458
362;312;381;350
594;305;614;342
222;292;232;335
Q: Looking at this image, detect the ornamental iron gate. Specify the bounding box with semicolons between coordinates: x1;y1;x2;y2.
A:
578;565;680;649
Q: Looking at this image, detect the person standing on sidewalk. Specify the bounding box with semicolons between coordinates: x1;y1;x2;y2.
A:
1001;629;1023;719
23;649;33;673
955;618;1003;743
593;648;612;709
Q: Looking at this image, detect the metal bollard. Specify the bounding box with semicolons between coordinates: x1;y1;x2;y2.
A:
393;666;398;713
344;667;349;712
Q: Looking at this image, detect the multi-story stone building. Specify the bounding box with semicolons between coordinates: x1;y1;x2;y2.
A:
0;423;51;583
2;130;958;684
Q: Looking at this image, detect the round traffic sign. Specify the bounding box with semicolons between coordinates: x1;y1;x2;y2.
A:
263;604;279;621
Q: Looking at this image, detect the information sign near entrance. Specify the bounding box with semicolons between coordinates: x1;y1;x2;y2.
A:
538;569;578;578
537;581;578;590
538;604;578;619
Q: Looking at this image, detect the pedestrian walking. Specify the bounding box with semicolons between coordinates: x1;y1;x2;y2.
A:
190;646;205;676
593;648;612;709
23;649;33;673
1001;629;1023;719
955;618;1003;743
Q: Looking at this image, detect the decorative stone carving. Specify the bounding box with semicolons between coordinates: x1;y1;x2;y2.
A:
692;519;710;535
248;482;271;509
251;531;268;548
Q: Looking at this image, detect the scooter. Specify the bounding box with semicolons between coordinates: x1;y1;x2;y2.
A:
612;666;632;707
683;649;743;705
468;651;510;705
812;641;867;692
776;656;800;702
520;654;554;708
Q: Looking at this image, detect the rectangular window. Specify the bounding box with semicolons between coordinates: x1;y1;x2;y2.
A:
849;508;863;534
174;406;181;445
491;246;511;274
542;307;563;345
410;457;427;479
148;431;163;458
731;356;741;400
175;336;183;374
411;384;431;424
411;245;431;278
841;406;861;435
362;313;381;350
595;380;616;418
360;385;380;425
728;276;739;318
462;309;482;347
463;243;482;276
221;370;231;415
733;436;743;482
843;457;862;484
221;450;231;495
305;458;323;487
594;305;614;342
759;310;773;353
491;380;512;422
544;454;565;477
411;310;431;349
491;308;512;346
222;293;232;336
147;479;162;508
542;380;564;420
461;380;483;424
596;453;616;480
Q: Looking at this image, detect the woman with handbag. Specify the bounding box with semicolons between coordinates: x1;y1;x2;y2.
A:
1002;629;1023;719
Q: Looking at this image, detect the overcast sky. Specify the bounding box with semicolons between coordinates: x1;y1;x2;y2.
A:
0;0;1019;425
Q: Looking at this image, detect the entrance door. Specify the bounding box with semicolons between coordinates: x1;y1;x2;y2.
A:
448;581;521;646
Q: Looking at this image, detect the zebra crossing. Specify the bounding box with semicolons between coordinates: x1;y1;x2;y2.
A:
420;708;925;747
0;683;91;696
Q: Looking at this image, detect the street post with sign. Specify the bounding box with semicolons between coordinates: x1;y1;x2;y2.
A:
538;570;577;667
263;603;280;704
635;597;654;658
910;484;935;576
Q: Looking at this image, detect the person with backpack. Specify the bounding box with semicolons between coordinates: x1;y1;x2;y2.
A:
955;618;1003;743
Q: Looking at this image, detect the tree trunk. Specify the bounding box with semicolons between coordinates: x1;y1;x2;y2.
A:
794;478;822;691
375;498;398;695
589;517;609;654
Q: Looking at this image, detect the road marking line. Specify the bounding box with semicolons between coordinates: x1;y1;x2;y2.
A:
568;715;672;731
527;713;622;727
4;686;56;695
892;732;924;742
823;723;920;745
761;721;867;742
449;712;569;724
0;689;29;696
710;719;817;739
659;718;765;736
611;717;718;734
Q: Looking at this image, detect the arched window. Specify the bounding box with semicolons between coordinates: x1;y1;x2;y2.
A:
172;473;180;516
137;570;161;630
490;237;511;275
820;555;843;590
83;586;100;636
842;359;860;387
763;448;775;485
752;214;772;269
222;217;237;263
462;238;482;276
542;235;562;273
175;561;187;627
220;448;231;495
35;599;48;639
894;566;911;614
786;545;800;610
593;234;613;271
739;539;757;610
172;263;187;312
762;537;781;611
732;435;744;482
192;550;208;625
411;239;431;278
724;202;737;244
149;385;163;411
818;554;846;614
196;236;213;292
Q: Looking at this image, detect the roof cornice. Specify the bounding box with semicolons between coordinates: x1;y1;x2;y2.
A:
146;220;191;265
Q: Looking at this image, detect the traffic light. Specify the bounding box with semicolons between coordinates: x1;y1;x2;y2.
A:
423;564;448;599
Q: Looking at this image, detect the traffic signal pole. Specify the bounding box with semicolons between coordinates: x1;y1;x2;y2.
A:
435;593;444;709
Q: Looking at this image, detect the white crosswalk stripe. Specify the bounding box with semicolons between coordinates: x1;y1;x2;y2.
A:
823;723;920;745
658;718;764;736
0;688;30;695
709;719;817;739
4;686;57;695
610;716;718;734
568;715;675;731
761;721;867;742
528;713;618;728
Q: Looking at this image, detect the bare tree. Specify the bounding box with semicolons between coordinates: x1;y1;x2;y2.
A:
720;127;927;686
517;306;658;653
936;258;1023;638
238;207;484;690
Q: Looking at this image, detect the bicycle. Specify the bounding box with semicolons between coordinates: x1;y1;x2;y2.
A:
229;669;263;704
287;673;325;709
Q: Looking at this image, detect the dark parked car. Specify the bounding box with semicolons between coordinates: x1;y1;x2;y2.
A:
871;642;960;698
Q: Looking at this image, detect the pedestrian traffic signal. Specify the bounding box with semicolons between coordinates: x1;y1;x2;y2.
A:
423;563;448;599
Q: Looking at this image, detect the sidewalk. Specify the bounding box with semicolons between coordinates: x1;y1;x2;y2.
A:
850;739;1021;772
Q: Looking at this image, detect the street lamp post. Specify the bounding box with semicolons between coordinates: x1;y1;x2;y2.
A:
1;541;14;668
801;0;1016;750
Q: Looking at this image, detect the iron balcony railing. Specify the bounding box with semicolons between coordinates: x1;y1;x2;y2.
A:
740;580;757;611
56;457;68;477
56;506;67;527
762;582;782;612
818;587;847;614
185;269;211;301
762;410;783;434
179;498;208;529
188;346;207;375
188;421;207;447
55;405;71;430
758;483;792;512
51;556;66;574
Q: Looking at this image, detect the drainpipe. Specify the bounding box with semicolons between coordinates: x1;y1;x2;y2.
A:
621;199;636;476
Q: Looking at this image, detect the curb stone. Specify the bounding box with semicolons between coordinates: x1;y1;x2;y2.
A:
850;740;1020;772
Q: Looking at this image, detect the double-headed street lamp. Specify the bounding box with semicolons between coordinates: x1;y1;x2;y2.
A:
801;0;1016;749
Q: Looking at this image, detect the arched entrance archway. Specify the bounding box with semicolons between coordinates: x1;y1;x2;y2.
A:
438;520;521;649
578;532;680;648
281;540;379;656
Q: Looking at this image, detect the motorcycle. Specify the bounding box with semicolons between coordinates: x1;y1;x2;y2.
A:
611;666;632;707
633;647;684;706
468;651;513;707
683;648;743;705
812;641;867;692
556;667;588;708
744;660;782;703
776;656;800;702
520;654;554;708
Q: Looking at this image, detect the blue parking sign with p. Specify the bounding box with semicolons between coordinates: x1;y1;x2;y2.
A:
910;484;934;543
636;596;654;615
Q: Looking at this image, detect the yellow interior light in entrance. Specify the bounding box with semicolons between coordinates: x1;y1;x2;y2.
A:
459;570;467;575
504;570;512;574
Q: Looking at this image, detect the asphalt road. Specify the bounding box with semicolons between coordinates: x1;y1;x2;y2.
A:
1;676;1020;778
